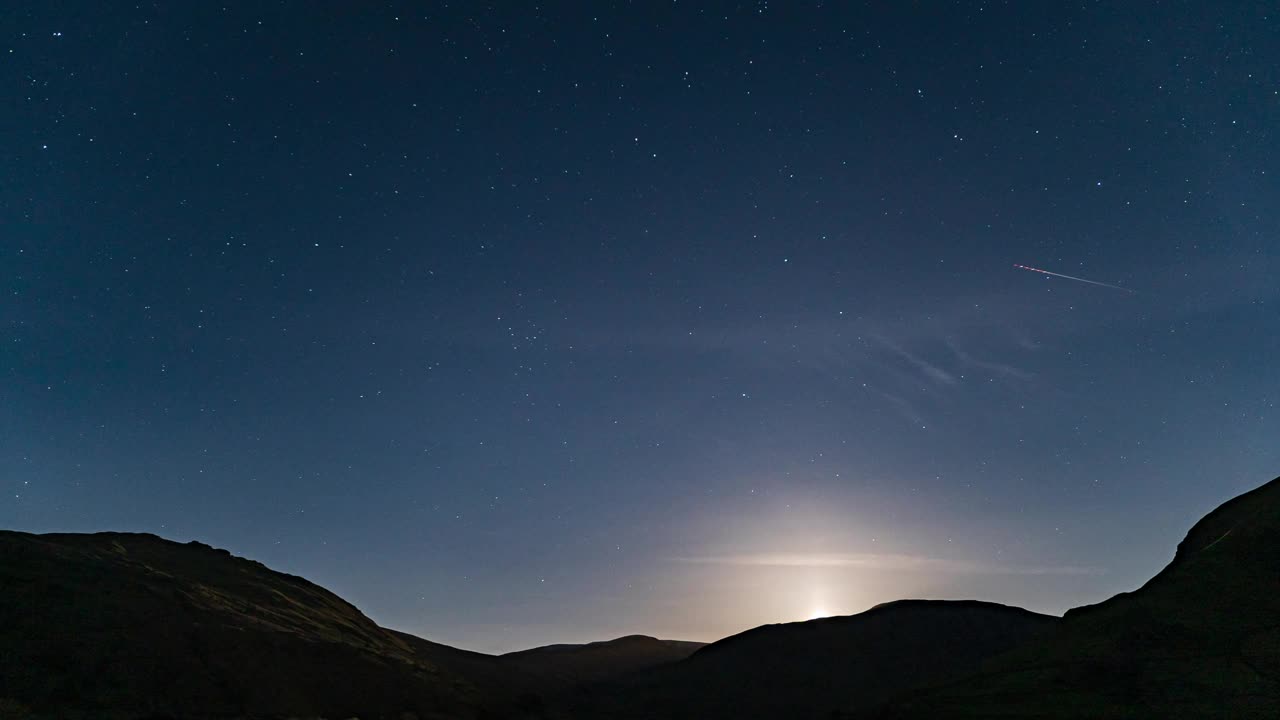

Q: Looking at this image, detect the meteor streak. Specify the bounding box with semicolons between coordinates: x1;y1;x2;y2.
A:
1014;263;1135;293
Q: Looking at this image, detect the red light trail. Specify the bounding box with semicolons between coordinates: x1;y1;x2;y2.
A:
1014;264;1135;293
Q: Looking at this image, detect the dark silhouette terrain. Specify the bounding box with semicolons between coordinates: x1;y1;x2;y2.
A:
502;635;705;691
562;599;1056;719
876;475;1280;718
0;531;699;719
2;475;1277;719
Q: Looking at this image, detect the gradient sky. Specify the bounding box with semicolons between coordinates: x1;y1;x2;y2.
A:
4;2;1278;654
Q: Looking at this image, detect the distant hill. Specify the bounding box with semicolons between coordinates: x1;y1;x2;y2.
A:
564;599;1057;719
0;531;698;719
503;635;704;690
877;475;1280;718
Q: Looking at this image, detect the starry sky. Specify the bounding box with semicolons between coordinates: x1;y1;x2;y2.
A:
4;2;1279;654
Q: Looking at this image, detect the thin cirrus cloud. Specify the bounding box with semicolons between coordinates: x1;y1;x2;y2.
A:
944;337;1033;381
673;552;1105;576
871;335;958;386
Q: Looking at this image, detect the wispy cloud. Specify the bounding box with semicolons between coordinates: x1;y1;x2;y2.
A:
673;552;1104;576
528;290;1053;429
870;388;928;427
944;338;1033;381
871;335;958;385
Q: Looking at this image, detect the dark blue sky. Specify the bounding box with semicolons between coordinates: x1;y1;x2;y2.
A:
4;2;1278;652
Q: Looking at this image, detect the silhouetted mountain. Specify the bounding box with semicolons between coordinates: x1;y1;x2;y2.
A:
503;635;704;690
562;599;1056;719
878;475;1280;718
0;531;698;719
7;475;1278;719
0;530;514;719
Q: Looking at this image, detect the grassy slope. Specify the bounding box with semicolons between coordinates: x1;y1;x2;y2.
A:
0;531;499;719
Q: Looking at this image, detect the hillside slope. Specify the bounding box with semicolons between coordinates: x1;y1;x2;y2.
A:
0;531;510;719
566;599;1057;719
0;530;712;719
879;476;1280;718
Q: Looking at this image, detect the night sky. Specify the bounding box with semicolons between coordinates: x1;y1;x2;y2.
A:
4;2;1278;654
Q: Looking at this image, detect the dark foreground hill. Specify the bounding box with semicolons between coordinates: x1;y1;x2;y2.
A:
0;531;506;719
0;531;699;720
878;476;1280;718
560;600;1056;719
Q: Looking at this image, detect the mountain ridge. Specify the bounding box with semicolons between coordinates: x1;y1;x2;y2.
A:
564;598;1058;719
877;475;1280;718
4;475;1278;719
0;529;701;719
